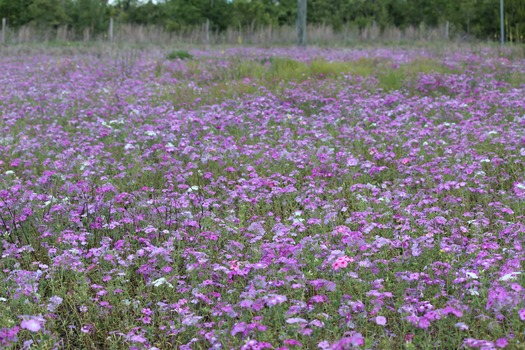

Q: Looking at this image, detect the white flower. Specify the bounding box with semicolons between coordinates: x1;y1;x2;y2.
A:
144;130;157;137
286;317;308;324
44;196;57;206
151;277;173;288
187;186;199;192
474;171;486;177
465;272;478;279
499;272;521;281
455;322;469;330
100;121;112;129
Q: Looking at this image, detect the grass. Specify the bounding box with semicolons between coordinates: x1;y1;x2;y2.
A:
149;55;465;111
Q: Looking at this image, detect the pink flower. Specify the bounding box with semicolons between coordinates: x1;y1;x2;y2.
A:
375;316;387;326
332;256;354;271
229;260;240;271
20;319;42;333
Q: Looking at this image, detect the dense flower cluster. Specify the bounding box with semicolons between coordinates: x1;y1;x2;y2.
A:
0;46;524;348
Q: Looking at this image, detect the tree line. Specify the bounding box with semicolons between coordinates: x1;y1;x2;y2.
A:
0;0;524;42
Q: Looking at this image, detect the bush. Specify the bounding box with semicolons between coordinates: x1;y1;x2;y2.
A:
165;50;193;60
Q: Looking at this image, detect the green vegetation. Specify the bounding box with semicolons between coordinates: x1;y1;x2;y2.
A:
155;56;462;109
165;50;193;61
1;0;525;42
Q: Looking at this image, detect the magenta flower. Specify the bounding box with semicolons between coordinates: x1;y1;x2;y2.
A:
332;256;354;271
266;294;287;307
332;333;364;349
231;322;247;337
310;295;328;303
519;309;525;321
0;326;19;347
129;334;147;343
418;317;430;329
81;324;94;334
495;338;508;348
442;306;463;318
284;339;303;347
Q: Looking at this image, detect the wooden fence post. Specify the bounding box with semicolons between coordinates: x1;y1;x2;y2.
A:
2;18;6;44
109;17;114;43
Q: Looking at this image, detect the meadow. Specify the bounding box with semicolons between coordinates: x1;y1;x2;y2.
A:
0;44;525;349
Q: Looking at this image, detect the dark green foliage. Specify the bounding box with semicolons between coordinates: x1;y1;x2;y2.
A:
0;0;524;42
166;50;193;60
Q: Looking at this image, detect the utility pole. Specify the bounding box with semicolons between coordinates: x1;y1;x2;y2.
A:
500;0;504;47
206;0;214;45
297;0;307;47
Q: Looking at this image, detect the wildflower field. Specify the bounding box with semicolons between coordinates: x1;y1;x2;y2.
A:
1;45;525;349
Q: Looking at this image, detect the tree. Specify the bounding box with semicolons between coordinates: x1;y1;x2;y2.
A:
0;0;33;26
27;0;70;28
67;0;108;34
231;0;277;29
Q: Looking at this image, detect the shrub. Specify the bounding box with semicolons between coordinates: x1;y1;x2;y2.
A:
165;50;193;60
